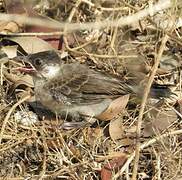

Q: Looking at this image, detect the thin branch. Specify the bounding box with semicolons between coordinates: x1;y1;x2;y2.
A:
131;34;169;180
0;0;171;33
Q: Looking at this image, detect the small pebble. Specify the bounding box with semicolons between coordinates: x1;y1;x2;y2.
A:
14;111;38;126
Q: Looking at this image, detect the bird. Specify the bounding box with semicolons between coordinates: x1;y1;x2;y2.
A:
14;50;172;125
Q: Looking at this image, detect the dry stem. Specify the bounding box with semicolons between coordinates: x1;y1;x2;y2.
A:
131;34;169;180
0;0;171;33
0;94;31;144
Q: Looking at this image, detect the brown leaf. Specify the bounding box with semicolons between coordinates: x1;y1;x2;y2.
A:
109;117;124;141
0;21;22;33
5;71;34;96
143;109;177;137
97;94;130;121
6;37;54;54
83;127;103;145
6;0;61;49
0;1;26;33
101;154;127;180
124;55;150;75
15;75;34;88
5;73;34;88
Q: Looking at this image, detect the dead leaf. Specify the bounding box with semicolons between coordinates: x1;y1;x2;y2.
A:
4;71;34;96
15;74;34;88
0;21;22;33
143;108;178;137
109;117;124;141
5;72;34;88
124;55;150;75
0;1;26;33
83;127;103;145
97;94;130;121
101;154;127;180
5;37;54;54
2;45;18;58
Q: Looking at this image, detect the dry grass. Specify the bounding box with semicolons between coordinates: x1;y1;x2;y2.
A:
0;0;182;179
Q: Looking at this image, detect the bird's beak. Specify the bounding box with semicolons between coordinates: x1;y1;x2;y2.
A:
11;56;36;74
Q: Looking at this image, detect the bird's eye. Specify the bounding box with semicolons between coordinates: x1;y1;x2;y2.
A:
34;58;43;67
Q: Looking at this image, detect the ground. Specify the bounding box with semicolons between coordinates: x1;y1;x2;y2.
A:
0;0;182;179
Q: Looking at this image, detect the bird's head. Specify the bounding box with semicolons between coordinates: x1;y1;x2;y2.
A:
15;50;61;80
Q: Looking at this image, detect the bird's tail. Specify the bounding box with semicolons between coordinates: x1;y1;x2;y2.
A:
126;80;173;98
150;84;173;98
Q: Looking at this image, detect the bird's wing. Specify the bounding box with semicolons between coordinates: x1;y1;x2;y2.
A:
44;63;131;105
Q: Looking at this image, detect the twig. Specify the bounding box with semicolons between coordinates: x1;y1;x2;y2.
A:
71;50;138;59
0;0;171;33
156;152;161;180
0;138;25;152
0;94;31;144
63;0;83;50
114;128;182;178
131;34;169;180
0;31;64;36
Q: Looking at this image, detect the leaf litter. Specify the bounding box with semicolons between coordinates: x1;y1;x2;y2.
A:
0;0;182;179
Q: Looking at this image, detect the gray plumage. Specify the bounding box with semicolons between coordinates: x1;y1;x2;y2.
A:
16;50;171;122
